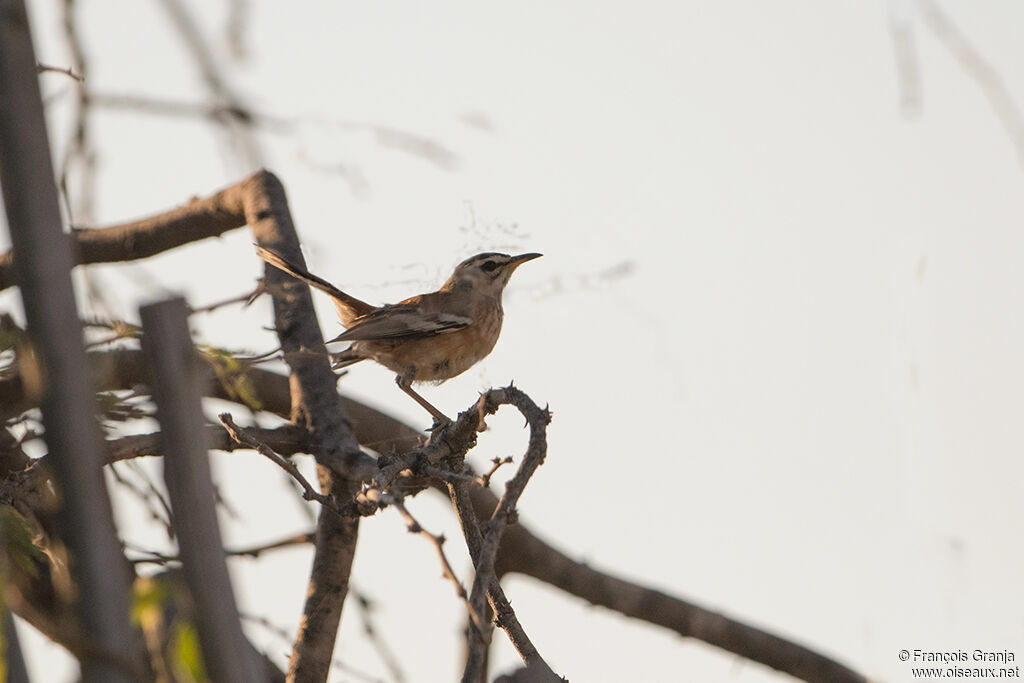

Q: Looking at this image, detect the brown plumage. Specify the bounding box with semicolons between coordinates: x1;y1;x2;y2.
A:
256;246;541;423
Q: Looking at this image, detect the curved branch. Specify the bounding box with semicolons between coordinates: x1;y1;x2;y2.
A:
461;389;553;682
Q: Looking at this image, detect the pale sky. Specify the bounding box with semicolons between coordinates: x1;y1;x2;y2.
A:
8;1;1024;681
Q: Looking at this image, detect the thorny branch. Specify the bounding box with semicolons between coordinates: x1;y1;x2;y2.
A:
477;456;514;489
219;412;348;519
351;388;535;518
36;63;83;81
221;386;556;678
218;392;545;669
447;479;549;679
450;388;556;682
128;532;314;566
379;493;486;636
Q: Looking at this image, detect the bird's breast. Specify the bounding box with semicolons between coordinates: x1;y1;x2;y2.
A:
366;302;503;382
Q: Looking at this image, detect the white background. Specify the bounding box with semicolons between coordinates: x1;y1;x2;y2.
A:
5;1;1024;681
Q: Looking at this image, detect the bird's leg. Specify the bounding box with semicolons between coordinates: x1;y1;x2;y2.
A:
395;370;451;426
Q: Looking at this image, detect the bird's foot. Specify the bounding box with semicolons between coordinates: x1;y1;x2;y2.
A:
427;414;453;432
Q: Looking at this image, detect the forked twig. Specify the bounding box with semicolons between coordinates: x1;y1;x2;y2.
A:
218;412;348;519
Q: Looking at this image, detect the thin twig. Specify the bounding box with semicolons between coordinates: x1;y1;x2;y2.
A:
57;0;98;226
379;493;486;637
228;531;314;558
124;545;177;567
232;348;283;363
36;62;83;81
124;459;175;534
351;394;492;516
448;480;552;678
478;456;513;489
154;0;263;167
109;461;174;538
351;588;407;683
419;457;512;489
85;93;292;131
188;282;265;315
239;612;387;683
218;413;349;519
128;531;314;566
919;0;1024;165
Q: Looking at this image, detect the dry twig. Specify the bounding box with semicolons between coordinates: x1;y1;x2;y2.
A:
36;62;83;81
218;412;349;519
379;493;487;636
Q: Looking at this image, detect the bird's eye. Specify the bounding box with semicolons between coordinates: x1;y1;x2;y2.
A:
481;260;498;273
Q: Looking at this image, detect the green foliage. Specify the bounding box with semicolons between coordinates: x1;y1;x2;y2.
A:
132;575;172;628
95;391;147;423
133;575;210;683
199;345;263;412
0;507;47;579
170;621;208;683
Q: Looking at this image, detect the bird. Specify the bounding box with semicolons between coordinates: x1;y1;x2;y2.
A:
256;246;542;424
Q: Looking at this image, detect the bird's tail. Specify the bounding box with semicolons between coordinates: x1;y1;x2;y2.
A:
255;246;376;325
330;347;365;371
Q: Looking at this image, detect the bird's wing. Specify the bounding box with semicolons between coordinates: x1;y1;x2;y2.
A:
328;298;471;342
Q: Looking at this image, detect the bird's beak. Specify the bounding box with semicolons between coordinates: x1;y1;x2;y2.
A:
508;253;543;269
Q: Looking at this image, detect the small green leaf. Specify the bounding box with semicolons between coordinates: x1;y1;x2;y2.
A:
170;621;208;683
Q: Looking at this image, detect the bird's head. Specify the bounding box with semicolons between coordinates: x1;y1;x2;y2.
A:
443;252;542;297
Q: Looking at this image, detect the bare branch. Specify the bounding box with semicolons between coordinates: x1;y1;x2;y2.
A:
448;480;551;680
472;480;868;683
464;389;552;682
888;11;922;116
129;531;313;566
350;589;407;683
188;281;265;315
36;62;83;81
920;0;1024;165
154;0;263;167
105;423;306;464
228;531;314;559
477;456;513;489
240;613;385;683
218;412;350;520
380;493;486;636
109;462;173;538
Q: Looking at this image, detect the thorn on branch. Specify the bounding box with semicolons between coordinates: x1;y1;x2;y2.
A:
380;492;487;638
218;412;352;519
478;456;513;488
188;282;265;315
36;63;83;81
